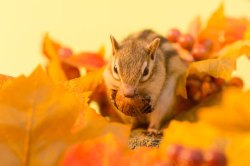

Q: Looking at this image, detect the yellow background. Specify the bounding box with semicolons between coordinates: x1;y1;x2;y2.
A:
0;0;250;88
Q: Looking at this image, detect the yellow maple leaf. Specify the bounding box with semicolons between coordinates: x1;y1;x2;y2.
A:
226;134;250;166
199;4;226;51
244;25;250;40
160;121;221;151
197;89;250;165
43;34;67;82
0;66;86;165
72;105;130;145
177;40;250;98
199;88;250;133
62;134;130;166
0;74;13;90
64;67;104;94
200;4;249;51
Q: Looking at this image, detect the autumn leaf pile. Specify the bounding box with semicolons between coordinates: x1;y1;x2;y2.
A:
0;4;250;166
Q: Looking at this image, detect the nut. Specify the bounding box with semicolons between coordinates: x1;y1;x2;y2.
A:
112;89;152;117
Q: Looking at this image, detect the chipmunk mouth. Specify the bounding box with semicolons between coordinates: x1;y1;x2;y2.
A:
111;89;153;117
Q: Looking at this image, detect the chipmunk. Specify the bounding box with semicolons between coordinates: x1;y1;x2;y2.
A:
103;30;187;134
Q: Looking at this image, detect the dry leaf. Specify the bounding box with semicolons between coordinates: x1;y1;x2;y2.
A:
61;134;129;166
226;135;250;166
199;4;226;51
43;34;106;80
64;67;104;94
63;47;106;71
160;88;250;165
199;4;249;52
176;40;250;98
0;74;13;89
0;66;85;165
161;121;221;151
43;34;67;82
199;88;250;133
188;16;201;40
72;105;130;145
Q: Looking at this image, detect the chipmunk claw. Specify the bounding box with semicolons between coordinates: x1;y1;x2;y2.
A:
146;128;163;137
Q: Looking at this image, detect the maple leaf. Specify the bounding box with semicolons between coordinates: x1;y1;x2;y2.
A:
199;88;250;133
199;4;226;51
0;74;13;90
0;66;87;165
244;25;250;40
43;34;81;80
160;121;220;151
226;134;250;166
197;89;250;165
63;47;106;71
199;4;249;52
61;134;129;166
64;67;104;94
177;40;250;98
225;18;249;44
160;89;250;165
42;34;106;81
43;34;67;82
62;131;161;166
71;104;130;144
61;104;132;165
188;16;201;40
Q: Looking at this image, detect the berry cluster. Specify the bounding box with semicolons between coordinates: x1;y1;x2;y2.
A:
186;74;243;102
186;74;222;102
167;28;244;102
166;144;227;166
167;29;213;61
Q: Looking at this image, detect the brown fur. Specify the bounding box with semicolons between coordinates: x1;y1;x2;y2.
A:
103;30;187;132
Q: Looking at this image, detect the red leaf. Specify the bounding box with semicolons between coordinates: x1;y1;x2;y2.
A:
61;134;129;166
63;52;106;71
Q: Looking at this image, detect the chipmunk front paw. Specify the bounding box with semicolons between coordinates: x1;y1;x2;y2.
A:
146;127;163;136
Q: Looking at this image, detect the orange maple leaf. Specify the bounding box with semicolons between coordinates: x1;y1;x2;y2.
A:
176;40;250;98
61;134;129;166
0;66;87;165
42;34;106;81
43;34;68;82
63;46;106;71
0;74;13;89
199;4;250;52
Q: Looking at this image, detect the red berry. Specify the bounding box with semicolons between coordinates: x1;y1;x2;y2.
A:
178;34;194;50
192;44;209;61
204;150;227;166
227;77;244;88
187;78;202;88
167;29;181;42
201;82;211;97
179;148;204;166
203;75;212;83
200;39;213;51
167;144;184;161
58;47;73;58
213;78;225;86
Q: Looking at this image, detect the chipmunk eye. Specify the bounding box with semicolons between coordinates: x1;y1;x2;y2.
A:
114;65;118;74
143;67;149;76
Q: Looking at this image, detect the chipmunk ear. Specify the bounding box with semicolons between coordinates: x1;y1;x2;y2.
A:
110;35;119;55
147;38;160;60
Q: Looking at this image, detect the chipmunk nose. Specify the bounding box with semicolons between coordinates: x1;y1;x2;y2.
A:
122;84;136;98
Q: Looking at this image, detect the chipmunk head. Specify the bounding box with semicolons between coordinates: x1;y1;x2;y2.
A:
110;35;160;98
